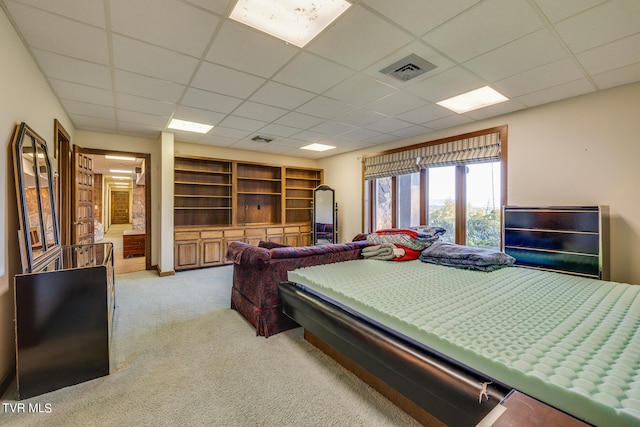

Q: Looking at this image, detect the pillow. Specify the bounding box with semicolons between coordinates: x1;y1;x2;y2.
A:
258;241;290;249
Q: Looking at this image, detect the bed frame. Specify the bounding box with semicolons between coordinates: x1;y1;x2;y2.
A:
279;206;607;426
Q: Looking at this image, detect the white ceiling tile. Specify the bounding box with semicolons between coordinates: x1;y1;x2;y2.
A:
273;52;355;93
391;125;432;139
554;0;640;53
206;21;298;78
117;110;169;127
5;1;109;64
366;91;429;116
310;121;356;136
172;106;226;126
207;126;251;140
110;0;219;57
292;130;326;142
218;115;268;132
307;5;413;71
515;79;596;107
464;29;568;82
256;143;299;155
297;96;355;119
197;135;242;147
69;114;116;130
424;114;474;130
592;62;640;90
533;0;607;23
182;0;231;15
423;0;544;62
9;0;106;27
576;33;640;75
249;82;316;110
366;117;413;133
115;70;185;103
462;99;527;120
233;101;288;122
192;61;265;98
495;58;586;97
340;128;384;141
62;99;115;120
409;67;486;103
117;93;176;116
50;79;114;106
112;35;199;84
335;109;387;127
396;104;454;125
32;48;112;89
275;111;324;129
363;0;481;36
180;88;243;113
324;75;396;106
116;121;163;138
255;123;300;138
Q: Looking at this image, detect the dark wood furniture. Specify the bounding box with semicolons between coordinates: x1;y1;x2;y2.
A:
174;156;322;270
502;205;609;279
123;229;145;258
14;243;114;399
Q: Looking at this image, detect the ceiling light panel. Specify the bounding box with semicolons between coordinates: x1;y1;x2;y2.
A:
230;0;352;48
301;143;336;151
168;118;213;133
437;86;509;114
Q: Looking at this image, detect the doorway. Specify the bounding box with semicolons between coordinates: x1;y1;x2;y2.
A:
111;191;130;224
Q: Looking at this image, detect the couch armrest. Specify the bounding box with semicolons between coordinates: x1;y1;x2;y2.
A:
226;241;271;268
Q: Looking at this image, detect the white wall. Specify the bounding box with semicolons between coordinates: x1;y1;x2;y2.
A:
0;7;75;387
321;82;640;284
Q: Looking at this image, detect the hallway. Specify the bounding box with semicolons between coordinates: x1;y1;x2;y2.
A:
101;223;146;274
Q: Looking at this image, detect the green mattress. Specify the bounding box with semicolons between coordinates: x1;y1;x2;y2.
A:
288;259;640;427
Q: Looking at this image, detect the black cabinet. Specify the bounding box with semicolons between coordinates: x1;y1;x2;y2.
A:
14;243;115;399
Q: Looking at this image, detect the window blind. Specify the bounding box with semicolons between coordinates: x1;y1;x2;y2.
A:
417;131;501;168
363;149;420;180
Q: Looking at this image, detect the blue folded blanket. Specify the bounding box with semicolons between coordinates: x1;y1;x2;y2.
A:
419;241;515;272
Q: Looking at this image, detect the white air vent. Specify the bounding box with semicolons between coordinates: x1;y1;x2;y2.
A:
251;135;273;143
380;54;437;82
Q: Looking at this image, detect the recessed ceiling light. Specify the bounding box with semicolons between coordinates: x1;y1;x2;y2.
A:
111;176;130;180
437;86;509;114
301;143;336;152
110;169;132;174
168;118;213;134
230;0;351;48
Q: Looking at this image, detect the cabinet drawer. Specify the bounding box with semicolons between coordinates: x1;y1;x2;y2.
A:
267;227;283;235
224;229;244;238
201;230;223;239
284;226;299;234
245;228;266;236
175;231;199;240
299;225;311;233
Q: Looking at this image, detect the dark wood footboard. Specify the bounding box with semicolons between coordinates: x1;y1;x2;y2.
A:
279;281;510;426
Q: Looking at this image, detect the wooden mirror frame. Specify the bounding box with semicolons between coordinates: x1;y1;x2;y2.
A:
312;185;336;245
12;122;60;272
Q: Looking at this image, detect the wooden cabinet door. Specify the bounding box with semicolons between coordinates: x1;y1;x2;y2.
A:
175;240;199;270
201;239;223;266
72;146;94;246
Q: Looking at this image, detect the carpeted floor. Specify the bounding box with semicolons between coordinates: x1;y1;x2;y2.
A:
0;266;420;426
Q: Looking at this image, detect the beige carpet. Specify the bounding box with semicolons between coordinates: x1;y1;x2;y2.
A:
0;266;420;426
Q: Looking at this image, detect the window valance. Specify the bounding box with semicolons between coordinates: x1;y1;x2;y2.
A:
363;149;420;180
417;131;501;168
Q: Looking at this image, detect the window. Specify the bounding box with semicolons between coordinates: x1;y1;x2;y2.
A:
363;126;507;246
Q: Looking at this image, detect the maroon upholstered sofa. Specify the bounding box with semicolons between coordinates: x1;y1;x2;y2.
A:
226;240;368;337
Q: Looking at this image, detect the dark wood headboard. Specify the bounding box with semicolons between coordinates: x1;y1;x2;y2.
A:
502;206;609;280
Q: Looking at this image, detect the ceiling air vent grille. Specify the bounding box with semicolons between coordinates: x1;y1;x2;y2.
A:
251;135;273;143
380;54;437;82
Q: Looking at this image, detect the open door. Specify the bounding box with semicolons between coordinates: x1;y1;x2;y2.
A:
72;145;95;246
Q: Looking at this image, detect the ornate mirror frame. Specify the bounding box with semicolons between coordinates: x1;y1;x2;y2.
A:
12;122;60;272
312;185;337;245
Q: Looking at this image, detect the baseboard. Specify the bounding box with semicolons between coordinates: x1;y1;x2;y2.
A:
157;266;175;277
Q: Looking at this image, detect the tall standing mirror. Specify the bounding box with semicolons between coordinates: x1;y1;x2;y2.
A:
312;185;337;245
12;122;60;272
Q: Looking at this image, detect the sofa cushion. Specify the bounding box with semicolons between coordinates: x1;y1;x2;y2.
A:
258;241;290;249
269;240;368;259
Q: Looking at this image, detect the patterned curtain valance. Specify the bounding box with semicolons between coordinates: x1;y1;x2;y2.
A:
364;149;420;180
417;131;501;168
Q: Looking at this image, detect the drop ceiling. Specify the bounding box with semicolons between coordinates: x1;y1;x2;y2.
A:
2;0;639;159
